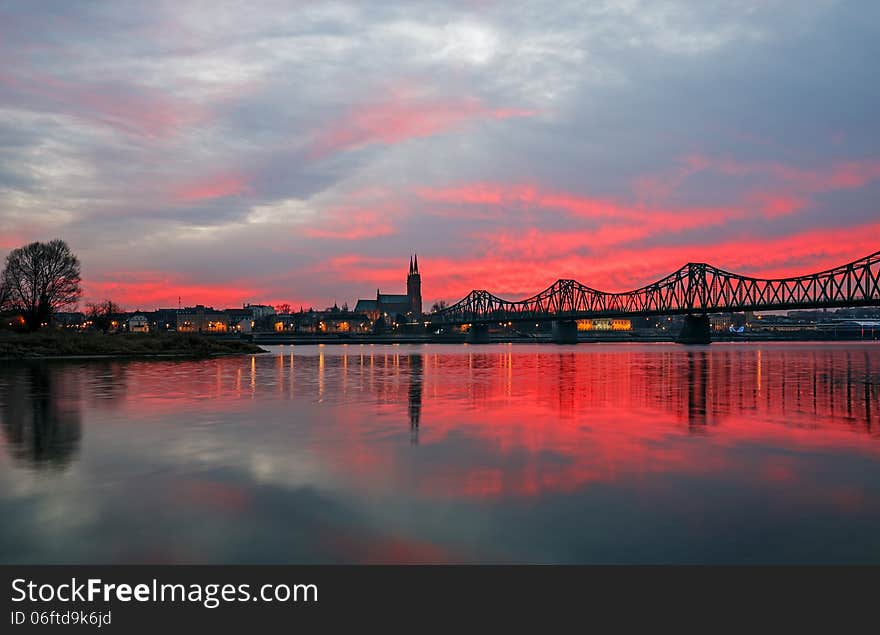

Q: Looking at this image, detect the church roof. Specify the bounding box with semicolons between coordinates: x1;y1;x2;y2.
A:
378;294;410;304
355;299;379;311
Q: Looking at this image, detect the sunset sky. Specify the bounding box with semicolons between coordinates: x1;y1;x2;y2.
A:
1;1;879;311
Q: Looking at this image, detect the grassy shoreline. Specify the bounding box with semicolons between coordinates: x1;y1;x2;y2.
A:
0;331;265;359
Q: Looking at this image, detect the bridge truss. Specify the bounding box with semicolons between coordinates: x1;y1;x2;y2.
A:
431;250;880;325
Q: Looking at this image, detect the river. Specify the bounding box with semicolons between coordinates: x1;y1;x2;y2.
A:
1;342;879;563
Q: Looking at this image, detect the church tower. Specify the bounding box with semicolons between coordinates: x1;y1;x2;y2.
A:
407;254;422;317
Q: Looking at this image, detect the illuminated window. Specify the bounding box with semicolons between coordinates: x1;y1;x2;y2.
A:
577;320;593;331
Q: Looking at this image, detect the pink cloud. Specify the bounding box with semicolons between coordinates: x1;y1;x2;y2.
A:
746;192;808;217
0;233;26;250
309;96;533;158
301;189;403;241
173;173;251;202
83;271;266;310
417;182;521;206
696;156;880;191
638;154;880;216
417;181;739;229
0;68;203;138
304;209;396;240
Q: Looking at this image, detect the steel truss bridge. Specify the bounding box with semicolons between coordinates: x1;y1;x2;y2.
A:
430;250;880;331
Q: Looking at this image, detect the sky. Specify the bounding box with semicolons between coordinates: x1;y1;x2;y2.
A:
1;0;879;311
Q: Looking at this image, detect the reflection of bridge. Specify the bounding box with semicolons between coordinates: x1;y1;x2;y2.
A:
431;250;880;344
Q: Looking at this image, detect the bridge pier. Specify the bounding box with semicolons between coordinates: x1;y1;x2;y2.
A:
676;314;711;345
467;323;491;344
551;320;579;344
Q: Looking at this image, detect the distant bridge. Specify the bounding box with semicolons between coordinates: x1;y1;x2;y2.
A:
430;249;880;343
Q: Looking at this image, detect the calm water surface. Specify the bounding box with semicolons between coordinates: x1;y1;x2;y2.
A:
2;342;880;564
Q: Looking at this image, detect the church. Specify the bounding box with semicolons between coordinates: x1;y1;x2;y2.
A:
355;255;423;322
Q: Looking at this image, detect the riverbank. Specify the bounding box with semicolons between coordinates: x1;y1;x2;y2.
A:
0;331;265;359
3;331;871;358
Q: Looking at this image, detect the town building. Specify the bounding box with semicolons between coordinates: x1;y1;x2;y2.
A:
224;307;252;323
223;307;256;332
107;313;128;333
355;255;423;323
245;303;276;319
127;315;150;333
273;307;371;334
577;318;632;331
147;308;180;332
52;312;86;329
176;305;229;333
817;320;880;339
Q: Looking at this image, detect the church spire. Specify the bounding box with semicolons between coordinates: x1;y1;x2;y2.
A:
413;253;419;274
409;255;414;275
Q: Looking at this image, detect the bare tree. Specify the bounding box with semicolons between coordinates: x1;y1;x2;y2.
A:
0;276;10;311
431;300;449;313
275;303;292;315
1;240;82;331
86;300;122;333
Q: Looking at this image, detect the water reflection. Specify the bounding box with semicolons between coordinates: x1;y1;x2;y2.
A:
1;343;879;564
3;345;879;469
687;350;708;428
408;354;423;445
0;364;82;469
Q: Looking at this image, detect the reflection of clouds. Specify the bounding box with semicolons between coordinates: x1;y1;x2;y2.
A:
28;478;98;536
248;450;325;488
0;460;99;563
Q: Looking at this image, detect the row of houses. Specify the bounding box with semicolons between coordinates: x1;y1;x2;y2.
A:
271;307;373;334
51;303;277;334
47;303;383;335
